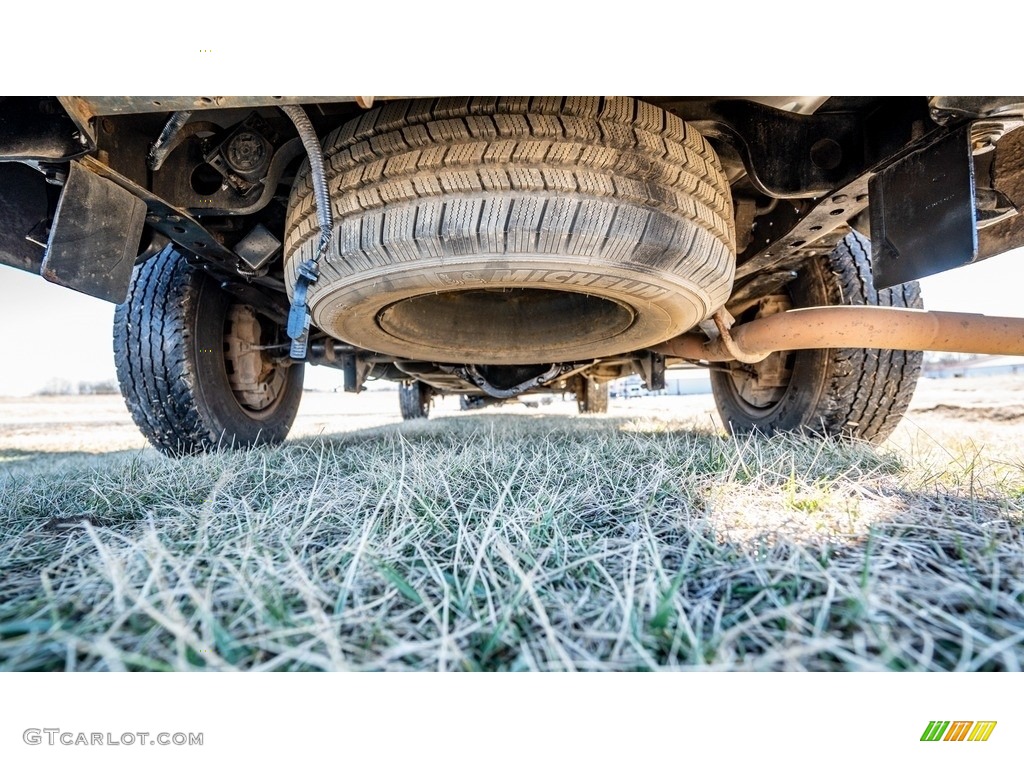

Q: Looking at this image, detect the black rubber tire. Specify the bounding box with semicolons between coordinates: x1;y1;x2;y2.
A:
399;381;432;420
577;379;610;414
710;231;923;444
285;97;735;365
113;247;304;456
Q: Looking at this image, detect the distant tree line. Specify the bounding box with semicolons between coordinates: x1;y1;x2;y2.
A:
35;378;120;396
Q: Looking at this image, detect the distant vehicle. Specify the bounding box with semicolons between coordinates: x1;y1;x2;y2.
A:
2;96;1022;454
613;378;646;399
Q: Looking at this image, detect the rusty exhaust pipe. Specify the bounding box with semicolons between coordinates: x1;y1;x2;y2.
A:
654;307;1024;363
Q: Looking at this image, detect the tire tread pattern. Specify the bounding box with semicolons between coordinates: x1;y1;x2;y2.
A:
578;379;610;414
113;248;211;455
399;381;430;420
284;97;735;311
817;232;924;442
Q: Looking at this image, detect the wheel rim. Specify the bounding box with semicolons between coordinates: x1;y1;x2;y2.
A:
720;295;795;416
223;304;289;416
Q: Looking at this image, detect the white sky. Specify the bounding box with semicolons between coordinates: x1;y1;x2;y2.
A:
1;248;1022;397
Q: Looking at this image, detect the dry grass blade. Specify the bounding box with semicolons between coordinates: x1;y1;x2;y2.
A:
1;410;1022;671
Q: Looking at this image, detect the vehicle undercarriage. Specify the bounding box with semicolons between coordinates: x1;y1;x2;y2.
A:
2;96;1023;454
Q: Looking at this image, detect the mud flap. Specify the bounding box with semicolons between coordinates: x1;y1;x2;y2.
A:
870;124;978;289
41;160;146;302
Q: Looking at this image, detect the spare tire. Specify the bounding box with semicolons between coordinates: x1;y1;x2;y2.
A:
285;97;735;365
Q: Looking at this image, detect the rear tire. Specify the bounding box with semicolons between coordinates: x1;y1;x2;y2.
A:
399;381;432;420
577;378;610;414
113;247;303;456
710;231;923;443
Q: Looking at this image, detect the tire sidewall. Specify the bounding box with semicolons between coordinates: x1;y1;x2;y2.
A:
316;253;719;365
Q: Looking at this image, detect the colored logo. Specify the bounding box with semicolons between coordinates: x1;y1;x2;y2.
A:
920;721;997;742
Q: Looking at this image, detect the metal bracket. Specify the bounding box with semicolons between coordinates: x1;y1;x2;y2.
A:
79;154;238;265
729;99;951;292
342;354;371;393
636;351;666;391
686;100;864;198
56;97;98;153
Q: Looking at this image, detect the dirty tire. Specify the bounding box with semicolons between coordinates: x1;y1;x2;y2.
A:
285;97;735;365
710;231;923;443
578;379;610;414
399;381;431;420
113;247;303;456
